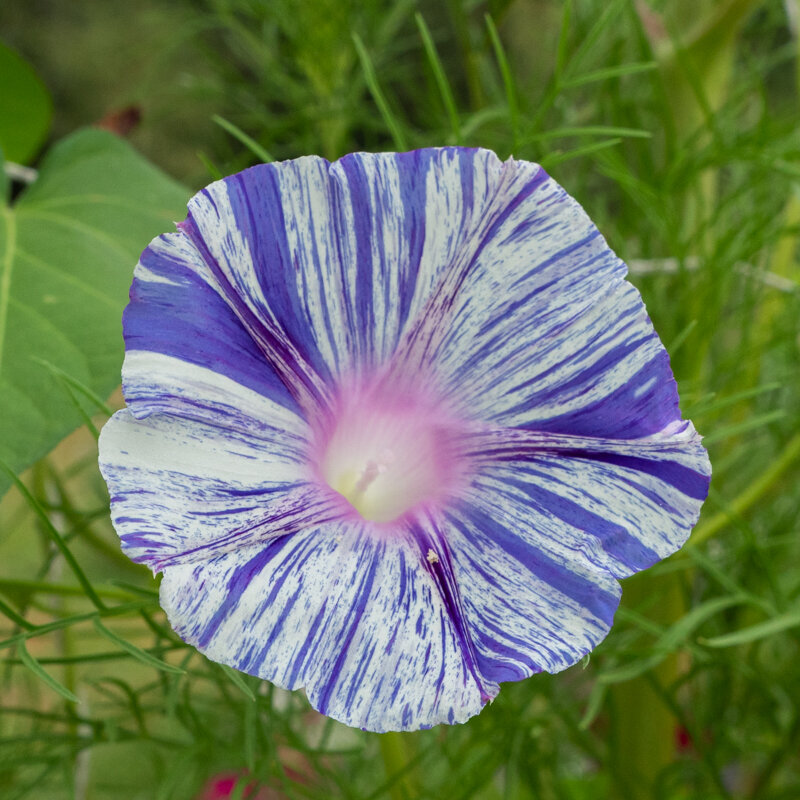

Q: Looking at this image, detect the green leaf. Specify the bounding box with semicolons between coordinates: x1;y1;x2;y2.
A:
0;128;189;499
0;43;53;164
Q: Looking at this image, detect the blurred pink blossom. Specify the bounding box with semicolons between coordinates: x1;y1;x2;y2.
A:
196;772;269;800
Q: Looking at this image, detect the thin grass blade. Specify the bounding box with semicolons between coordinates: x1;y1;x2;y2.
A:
33;358;113;417
561;61;658;88
212;115;274;164
92;618;184;674
700;607;800;648
0;459;106;610
219;663;257;702
352;32;409;151
484;14;519;149
17;640;79;703
415;13;462;144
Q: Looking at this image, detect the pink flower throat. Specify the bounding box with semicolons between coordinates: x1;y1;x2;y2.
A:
315;379;466;524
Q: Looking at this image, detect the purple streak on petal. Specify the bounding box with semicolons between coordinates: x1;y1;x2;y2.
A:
452;502;620;619
179;212;329;413
553;450;711;501
336;154;383;361
225;167;335;385
458;423;709;579
313;543;381;716
501;473;661;572
196;542;281;648
444;505;621;683
514;349;680;440
336;151;427;362
411;162;690;442
159;524;491;731
406;515;494;704
99;410;334;571
124;234;298;414
392;157;549;374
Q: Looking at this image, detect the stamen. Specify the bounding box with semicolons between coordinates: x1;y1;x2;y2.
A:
353;458;383;494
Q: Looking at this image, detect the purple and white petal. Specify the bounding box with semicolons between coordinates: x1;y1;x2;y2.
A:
124;230;302;426
460;424;710;577
99;410;338;571
160;522;494;732
329;148;511;371
444;501;621;683
396;159;682;439
180;149;529;385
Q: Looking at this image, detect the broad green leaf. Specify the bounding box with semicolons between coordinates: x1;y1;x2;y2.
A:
0;42;53;164
0;128;189;498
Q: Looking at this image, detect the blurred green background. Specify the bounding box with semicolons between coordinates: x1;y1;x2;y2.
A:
1;0;799;798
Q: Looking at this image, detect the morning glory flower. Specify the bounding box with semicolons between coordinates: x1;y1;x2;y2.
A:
98;147;710;732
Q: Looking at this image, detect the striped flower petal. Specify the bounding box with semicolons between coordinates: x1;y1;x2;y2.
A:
444;502;621;682
124;230;300;424
461;424;711;577
399;160;680;437
159;521;492;732
440;433;708;686
99;410;336;571
180;149;534;386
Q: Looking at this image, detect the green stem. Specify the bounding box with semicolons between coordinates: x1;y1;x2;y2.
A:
609;572;684;799
379;732;419;800
0;595;35;629
613;423;800;797
45;462;134;570
0;578;142;601
0;599;157;649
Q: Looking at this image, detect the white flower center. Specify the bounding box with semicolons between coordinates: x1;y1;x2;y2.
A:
319;385;461;523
